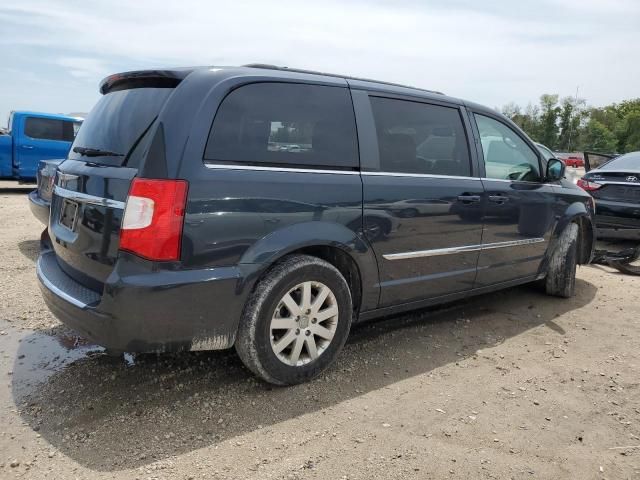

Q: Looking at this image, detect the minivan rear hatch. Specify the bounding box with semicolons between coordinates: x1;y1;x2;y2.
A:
48;70;189;289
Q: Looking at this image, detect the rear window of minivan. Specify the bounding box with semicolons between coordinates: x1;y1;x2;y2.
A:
69;87;174;166
204;83;359;169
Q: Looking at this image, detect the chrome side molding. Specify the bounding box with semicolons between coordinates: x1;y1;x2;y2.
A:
204;163;360;175
204;162;484;181
362;171;479;181
383;237;545;261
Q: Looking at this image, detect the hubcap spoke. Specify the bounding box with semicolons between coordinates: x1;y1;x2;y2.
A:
311;285;330;313
315;305;338;322
273;329;297;354
271;316;296;330
305;335;319;360
289;335;305;365
312;323;335;341
281;292;302;317
301;282;312;311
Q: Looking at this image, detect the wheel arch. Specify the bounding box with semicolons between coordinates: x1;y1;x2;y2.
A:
575;215;595;265
238;221;380;315
286;245;363;316
542;202;595;274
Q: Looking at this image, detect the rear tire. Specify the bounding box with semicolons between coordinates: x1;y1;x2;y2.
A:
235;255;353;385
545;223;579;298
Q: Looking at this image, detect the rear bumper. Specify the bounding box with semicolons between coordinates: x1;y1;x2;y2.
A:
29;190;50;225
37;250;252;353
594;199;640;239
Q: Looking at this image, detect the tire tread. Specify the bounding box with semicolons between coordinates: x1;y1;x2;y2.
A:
235;254;352;385
545;223;579;298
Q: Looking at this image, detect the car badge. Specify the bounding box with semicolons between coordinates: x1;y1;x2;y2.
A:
626;176;638;182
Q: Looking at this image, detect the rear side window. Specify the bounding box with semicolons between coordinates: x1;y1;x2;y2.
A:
25;117;78;142
369;97;471;176
205;83;359;169
69;87;174;166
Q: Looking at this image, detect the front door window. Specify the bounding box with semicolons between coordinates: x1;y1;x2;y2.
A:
474;114;541;182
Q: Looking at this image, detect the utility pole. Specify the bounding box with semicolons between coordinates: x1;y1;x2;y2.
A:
567;85;579;152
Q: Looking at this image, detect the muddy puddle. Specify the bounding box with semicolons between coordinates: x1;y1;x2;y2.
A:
1;324;103;400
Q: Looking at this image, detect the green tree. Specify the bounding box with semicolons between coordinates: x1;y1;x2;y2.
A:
502;95;639;154
501;102;520;118
503;102;541;141
620;111;640;152
538;94;560;148
581;119;617;153
612;100;640;152
557;96;586;151
589;98;640;153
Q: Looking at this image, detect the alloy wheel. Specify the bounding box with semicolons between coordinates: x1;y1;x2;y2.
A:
269;281;339;366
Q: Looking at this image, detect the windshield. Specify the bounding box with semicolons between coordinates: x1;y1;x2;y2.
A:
69;87;174;166
599;152;640;171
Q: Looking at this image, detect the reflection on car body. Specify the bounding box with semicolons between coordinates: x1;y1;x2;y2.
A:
185;197;399;263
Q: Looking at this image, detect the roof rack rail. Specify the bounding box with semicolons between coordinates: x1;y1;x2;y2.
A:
243;64;444;96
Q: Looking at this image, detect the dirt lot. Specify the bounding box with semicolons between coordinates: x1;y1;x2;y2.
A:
1;182;639;480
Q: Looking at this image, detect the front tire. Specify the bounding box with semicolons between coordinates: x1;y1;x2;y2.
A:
235;255;353;385
545;223;579;298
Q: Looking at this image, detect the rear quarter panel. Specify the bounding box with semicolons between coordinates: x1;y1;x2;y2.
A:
181;167;379;312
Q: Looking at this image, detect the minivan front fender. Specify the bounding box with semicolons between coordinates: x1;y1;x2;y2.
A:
238;221;380;313
542;200;595;273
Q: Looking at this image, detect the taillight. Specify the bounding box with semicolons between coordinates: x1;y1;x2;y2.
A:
576;178;602;192
120;178;188;261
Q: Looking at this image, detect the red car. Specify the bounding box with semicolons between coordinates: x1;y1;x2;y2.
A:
565;156;585;168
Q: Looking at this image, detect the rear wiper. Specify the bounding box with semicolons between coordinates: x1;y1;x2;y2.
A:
73;146;124;157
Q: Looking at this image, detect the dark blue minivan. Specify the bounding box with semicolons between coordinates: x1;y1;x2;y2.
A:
37;65;595;384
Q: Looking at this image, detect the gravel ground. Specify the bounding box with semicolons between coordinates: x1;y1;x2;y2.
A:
1;182;639;479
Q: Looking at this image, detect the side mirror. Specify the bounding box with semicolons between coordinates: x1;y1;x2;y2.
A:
546;158;565;181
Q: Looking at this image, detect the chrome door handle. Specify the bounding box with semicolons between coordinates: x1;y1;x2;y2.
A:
22;145;34;150
457;195;481;204
488;195;509;203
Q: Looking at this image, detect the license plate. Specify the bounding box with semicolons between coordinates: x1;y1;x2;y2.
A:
60;198;79;231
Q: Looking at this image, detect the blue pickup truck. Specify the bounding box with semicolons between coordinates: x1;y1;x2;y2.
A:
0;111;82;181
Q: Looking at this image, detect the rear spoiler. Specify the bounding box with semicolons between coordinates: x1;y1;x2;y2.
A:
99;68;194;95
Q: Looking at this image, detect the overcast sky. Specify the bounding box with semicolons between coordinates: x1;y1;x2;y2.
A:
1;0;639;123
